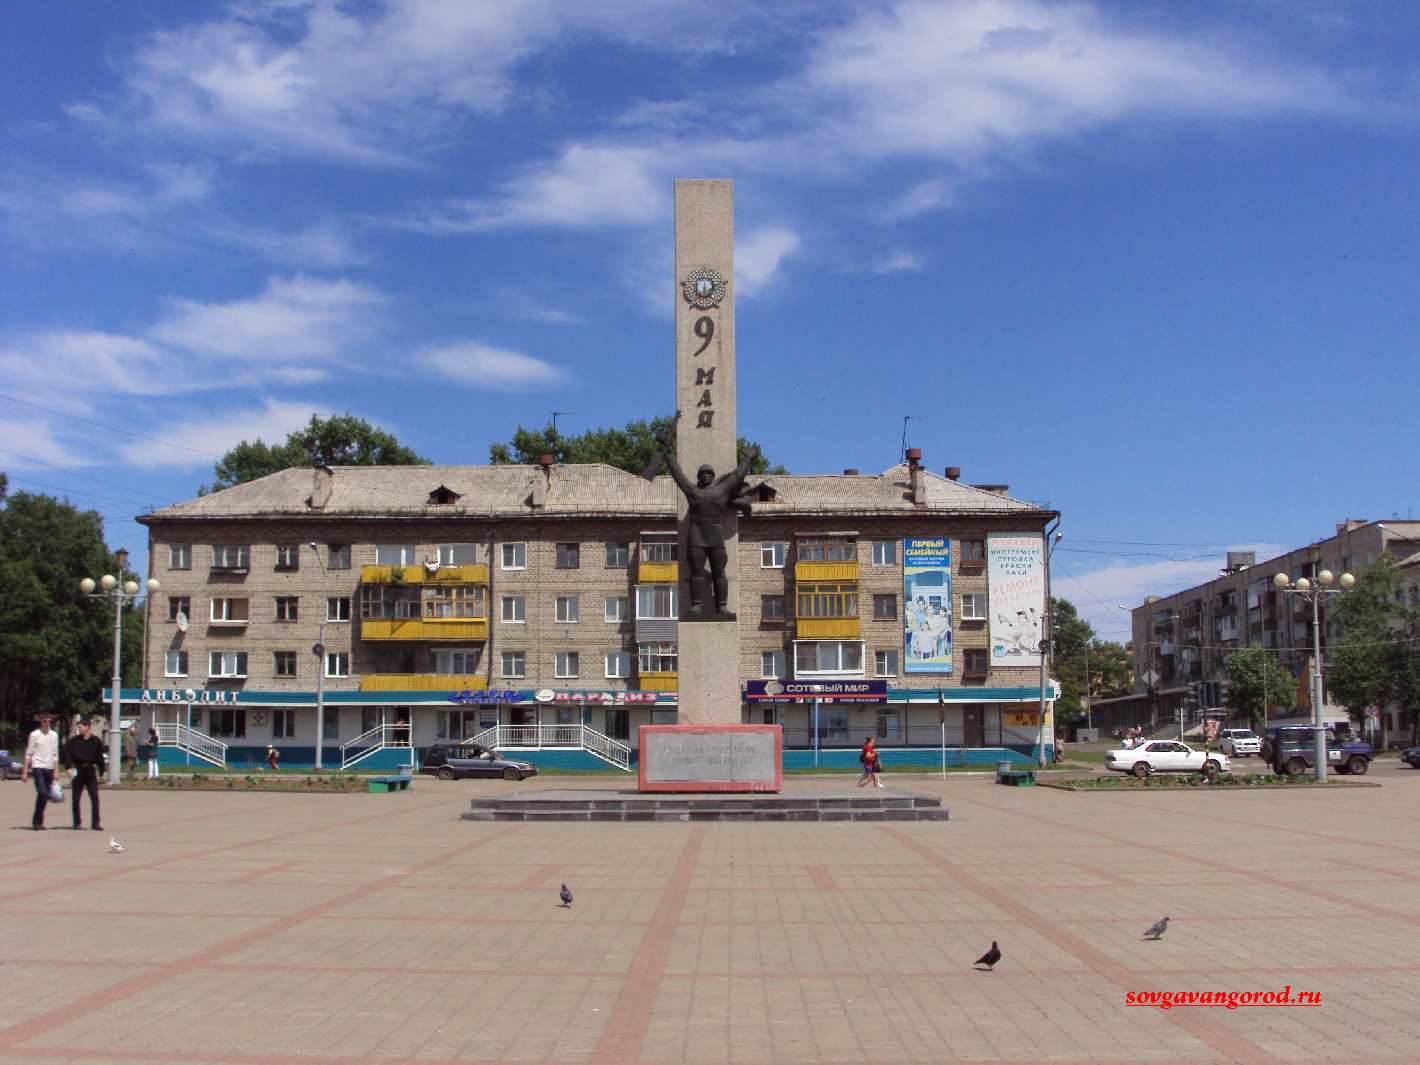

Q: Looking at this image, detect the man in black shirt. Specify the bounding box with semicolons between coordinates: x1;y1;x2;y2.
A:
66;718;105;831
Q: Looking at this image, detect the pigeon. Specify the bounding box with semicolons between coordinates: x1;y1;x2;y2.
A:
109;837;125;853
559;883;573;908
1143;916;1169;940
974;941;1001;971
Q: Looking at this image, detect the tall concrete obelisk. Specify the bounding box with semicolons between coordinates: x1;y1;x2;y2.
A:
674;179;740;725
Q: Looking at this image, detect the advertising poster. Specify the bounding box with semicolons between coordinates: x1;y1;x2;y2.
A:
904;538;952;673
988;533;1045;667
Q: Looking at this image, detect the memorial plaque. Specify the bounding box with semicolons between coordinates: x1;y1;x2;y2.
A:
638;725;782;793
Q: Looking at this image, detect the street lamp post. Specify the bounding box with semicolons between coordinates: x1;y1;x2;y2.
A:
1035;526;1063;767
308;543;328;770
1272;568;1354;782
79;548;159;786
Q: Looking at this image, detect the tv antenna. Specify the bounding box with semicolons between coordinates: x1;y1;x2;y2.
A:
900;415;921;463
551;410;575;442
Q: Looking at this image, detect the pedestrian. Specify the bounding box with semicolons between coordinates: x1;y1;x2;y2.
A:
146;727;161;778
66;717;104;831
856;736;877;788
21;713;60;830
266;744;280;771
122;725;138;781
870;745;885;788
1053;736;1066;765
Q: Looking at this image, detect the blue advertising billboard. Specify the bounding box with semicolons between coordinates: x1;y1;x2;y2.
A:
904;537;952;673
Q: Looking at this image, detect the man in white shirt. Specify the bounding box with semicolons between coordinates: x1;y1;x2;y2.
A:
22;713;60;830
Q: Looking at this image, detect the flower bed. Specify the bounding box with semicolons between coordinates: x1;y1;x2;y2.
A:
121;773;373;792
1043;772;1327;791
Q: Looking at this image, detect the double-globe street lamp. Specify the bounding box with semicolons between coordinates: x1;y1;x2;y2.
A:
1272;567;1354;782
79;548;159;786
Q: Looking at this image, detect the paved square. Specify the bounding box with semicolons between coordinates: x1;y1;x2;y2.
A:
3;772;1418;1064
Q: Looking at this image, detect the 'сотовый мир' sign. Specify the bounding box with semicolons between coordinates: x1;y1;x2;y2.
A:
744;680;887;703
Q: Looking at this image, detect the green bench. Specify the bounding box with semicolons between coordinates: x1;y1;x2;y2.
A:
996;765;1036;786
368;774;412;793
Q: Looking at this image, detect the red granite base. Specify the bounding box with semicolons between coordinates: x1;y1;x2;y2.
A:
637;724;782;793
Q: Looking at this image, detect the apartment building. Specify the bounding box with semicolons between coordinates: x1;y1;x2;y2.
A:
129;456;1059;768
1125;518;1420;737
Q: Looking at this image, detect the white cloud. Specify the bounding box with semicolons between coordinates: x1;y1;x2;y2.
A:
736;226;800;297
416;341;567;391
0;418;94;469
62;100;105;123
197;219;365;268
882;179;956;221
148;274;382;361
872;248;925;274
119;398;326;468
0;331;192;400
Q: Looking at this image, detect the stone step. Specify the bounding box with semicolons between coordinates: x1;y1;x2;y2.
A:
460;792;948;823
461;807;949;822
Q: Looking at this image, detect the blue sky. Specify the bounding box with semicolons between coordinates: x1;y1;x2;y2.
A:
3;0;1417;642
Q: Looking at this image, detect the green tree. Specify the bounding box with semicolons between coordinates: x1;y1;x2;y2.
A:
1224;643;1295;729
207;414;430;492
1327;556;1420;745
1047;599;1133;730
489;416;783;475
0;491;143;748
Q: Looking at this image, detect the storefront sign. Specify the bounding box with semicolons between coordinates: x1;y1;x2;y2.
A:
745;680;887;703
1002;710;1040;727
988;533;1045;667
448;689;527;704
552;690;658;704
904;537;953;673
139;688;238;704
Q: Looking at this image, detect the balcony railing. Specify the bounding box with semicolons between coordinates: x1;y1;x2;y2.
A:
360;618;488;641
636;561;679;583
796;617;861;639
360;674;487;692
639;672;678;692
360;563;488;585
795;560;859;582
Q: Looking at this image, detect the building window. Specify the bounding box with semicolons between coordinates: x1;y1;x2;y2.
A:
554;651;579;678
164;650;188;677
208;708;247;738
169;544;191;570
761;650;786;678
636;584;678;619
605;596;629;622
555;595;580;623
874;649;899;676
638;641;677;673
798;538;856;562
876;709;901;742
797;582;858;619
556;543;580;569
274;651;297;677
872;594;897;620
761;594;785;622
871;540;897;566
423;585;485;619
272;708;295;738
963;648;988;675
374;543;416;565
210;598;249;624
605;542;629;567
209;651;248;678
327;544;351;570
325;652;350;678
760;542;787;568
500;651;526;678
500;542;526;570
275;544;300;571
360;585;419;619
327;597;351;622
818;708;849;740
323;712;339;740
605;651;631;679
794;640;863;676
211;544;250;571
960;593;987;621
275;596;299;622
438;543;479;565
640;535;677;563
961;539;986;562
434;648;481;674
501;595;525;623
168;596;190;622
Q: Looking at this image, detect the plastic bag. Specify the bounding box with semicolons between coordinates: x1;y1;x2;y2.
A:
48;780;63;803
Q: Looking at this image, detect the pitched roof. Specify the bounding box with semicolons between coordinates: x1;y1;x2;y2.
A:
139;463;1050;522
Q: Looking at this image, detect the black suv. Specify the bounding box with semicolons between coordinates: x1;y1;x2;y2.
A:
420;743;538;782
1265;725;1371;776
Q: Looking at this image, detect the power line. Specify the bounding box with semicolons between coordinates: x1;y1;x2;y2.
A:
3;476;162;508
0;392;222;459
0;448;160;502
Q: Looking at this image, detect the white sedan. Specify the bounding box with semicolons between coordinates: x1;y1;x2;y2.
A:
1105;741;1231;779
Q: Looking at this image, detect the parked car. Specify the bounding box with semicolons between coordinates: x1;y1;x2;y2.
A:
1401;746;1420;769
1218;729;1261;758
0;751;21;780
1264;725;1371;776
1104;741;1231;779
420;743;537;782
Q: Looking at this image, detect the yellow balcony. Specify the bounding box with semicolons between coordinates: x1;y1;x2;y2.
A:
796;618;861;639
639;672;678;692
360;618;488;641
637;561;679;583
360;564;488;585
360;674;488;692
795;561;859;582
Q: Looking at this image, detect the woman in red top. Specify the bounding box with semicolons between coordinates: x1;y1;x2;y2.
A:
857;737;877;788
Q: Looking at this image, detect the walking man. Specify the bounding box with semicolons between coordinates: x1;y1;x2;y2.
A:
66;717;105;830
21;713;60;830
122;725;138;781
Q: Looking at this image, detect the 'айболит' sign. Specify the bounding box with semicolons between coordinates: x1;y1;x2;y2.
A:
744;680;887;703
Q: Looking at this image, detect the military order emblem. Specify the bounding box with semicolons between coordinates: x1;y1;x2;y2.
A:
681;266;727;309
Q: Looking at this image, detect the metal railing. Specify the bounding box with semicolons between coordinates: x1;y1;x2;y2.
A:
154;721;228;767
463;724;632;771
341;723;412;770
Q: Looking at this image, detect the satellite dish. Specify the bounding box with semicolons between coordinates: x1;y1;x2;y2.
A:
175;611;189;633
312;642;325;657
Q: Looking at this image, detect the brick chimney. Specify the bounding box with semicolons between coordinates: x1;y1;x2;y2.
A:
944;466;960;481
842;468;859;476
906;447;924;504
308;466;334;509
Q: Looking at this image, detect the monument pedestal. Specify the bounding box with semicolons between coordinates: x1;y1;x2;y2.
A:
675;619;741;726
638;724;782;793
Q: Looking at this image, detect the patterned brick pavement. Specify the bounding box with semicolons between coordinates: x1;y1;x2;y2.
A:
2;772;1418;1064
